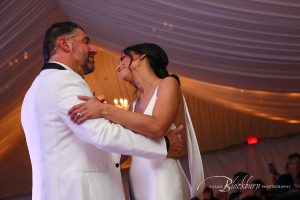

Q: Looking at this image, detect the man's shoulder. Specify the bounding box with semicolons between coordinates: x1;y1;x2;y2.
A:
39;69;84;85
41;68;79;78
30;70;86;97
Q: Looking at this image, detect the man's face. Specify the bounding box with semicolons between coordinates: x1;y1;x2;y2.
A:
69;28;97;75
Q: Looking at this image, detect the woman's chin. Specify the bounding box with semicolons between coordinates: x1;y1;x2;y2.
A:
121;75;133;83
117;71;133;83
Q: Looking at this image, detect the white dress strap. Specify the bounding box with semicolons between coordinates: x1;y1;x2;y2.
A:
182;95;205;197
144;86;159;115
132;85;159;115
132;99;137;112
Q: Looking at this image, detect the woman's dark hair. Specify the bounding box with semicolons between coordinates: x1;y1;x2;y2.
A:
203;186;214;195
252;179;268;195
122;43;180;85
288;153;300;161
43;21;84;63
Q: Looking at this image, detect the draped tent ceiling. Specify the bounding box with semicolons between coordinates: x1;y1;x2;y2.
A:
59;0;300;92
0;0;300;197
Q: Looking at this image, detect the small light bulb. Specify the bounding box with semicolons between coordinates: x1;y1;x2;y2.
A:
124;99;128;106
114;99;118;105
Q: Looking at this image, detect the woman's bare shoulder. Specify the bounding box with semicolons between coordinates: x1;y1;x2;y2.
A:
159;76;180;91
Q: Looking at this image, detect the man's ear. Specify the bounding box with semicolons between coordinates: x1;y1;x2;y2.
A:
57;37;71;52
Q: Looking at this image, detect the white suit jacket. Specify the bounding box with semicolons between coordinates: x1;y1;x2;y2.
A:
21;62;167;200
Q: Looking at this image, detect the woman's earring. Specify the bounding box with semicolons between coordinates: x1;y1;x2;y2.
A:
139;54;146;60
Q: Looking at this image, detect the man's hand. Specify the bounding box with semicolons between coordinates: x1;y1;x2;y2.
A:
166;125;187;159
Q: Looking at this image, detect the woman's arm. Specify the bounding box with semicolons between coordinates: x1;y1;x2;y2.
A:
106;77;180;137
69;77;181;137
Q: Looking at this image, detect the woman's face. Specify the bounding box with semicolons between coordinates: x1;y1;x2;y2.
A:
115;53;133;82
115;52;141;82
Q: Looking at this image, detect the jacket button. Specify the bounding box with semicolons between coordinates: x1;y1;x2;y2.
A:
115;163;120;168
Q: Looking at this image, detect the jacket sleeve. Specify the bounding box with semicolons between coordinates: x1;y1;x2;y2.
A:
55;71;167;160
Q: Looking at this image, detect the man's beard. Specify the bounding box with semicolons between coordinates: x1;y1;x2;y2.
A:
82;54;95;75
85;62;95;74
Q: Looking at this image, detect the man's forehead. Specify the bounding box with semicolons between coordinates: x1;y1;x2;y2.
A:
74;28;88;38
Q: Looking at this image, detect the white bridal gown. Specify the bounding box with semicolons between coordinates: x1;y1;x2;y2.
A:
129;86;204;200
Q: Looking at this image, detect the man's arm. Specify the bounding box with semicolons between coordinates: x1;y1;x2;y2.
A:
55;72;167;160
165;125;186;159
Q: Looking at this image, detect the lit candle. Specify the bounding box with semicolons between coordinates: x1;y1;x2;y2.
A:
114;99;118;106
114;98;129;110
124;99;129;110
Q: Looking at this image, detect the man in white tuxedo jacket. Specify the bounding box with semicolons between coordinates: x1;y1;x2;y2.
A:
21;22;183;200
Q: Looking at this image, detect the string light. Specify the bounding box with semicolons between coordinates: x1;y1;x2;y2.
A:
288;120;300;124
23;51;29;60
8;50;30;67
181;77;300;124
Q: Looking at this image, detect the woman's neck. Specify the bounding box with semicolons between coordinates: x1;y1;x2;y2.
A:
132;67;160;94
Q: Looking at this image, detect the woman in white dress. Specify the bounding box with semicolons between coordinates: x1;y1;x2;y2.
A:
69;43;204;199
